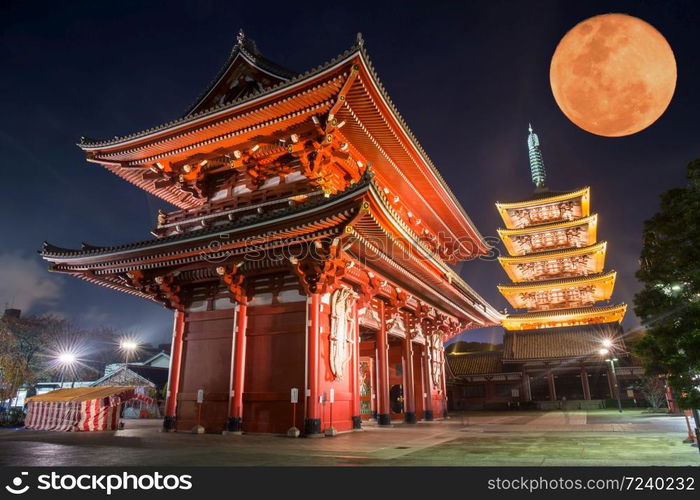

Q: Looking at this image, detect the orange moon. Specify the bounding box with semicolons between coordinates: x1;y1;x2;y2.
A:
550;13;676;137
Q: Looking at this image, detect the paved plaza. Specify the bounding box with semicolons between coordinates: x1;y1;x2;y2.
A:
0;410;697;467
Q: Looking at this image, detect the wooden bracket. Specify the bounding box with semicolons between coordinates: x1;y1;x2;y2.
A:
154;274;184;311
289;238;349;295
216;263;247;305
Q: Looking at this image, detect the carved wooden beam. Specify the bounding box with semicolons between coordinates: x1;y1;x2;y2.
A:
357;270;383;309
216;262;247;305
121;271;184;311
289;238;349;295
154;274;184;311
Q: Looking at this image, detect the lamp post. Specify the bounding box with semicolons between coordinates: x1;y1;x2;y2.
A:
117;339;139;428
599;343;622;413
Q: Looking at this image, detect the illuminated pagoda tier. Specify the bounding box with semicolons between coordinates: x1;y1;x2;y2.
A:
445;126;639;409
496;125;626;330
40;31;502;435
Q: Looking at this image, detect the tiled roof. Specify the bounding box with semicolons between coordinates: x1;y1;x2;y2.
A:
184;29;298;116
498;214;597;236
498;241;606;263
91;365;169;390
446;350;504;376
78;41;360;149
503;322;625;361
498;270;616;290
40;170;372;259
511;187;587;204
505;303;626;320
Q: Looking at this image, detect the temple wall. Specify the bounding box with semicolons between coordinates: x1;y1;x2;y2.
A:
243;301;306;434
170;287;454;434
176;309;235;432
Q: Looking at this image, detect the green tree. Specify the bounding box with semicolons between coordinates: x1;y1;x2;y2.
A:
633;159;700;409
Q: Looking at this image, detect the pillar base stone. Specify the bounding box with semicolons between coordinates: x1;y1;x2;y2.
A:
378;413;392;426
424;410;434;421
352;415;362;430
304;418;322;437
404;412;417;424
162;416;177;432
226;417;242;433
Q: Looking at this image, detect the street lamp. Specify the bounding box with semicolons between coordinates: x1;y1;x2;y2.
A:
119;339;139;369
56;351;77;388
600;341;622;413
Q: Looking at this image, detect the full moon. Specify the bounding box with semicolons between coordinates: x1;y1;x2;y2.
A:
550;13;676;137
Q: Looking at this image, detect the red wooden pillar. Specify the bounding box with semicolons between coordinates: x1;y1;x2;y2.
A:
521;371;532;402
402;312;416;423
163;309;185;431
351;302;362;430
547;370;557;401
440;346;448;418
422;342;434;421
580;365;591;400
377;300;391;425
304;293;322;435
226;303;248;432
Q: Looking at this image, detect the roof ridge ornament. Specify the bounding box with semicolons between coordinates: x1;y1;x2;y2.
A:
234;28;259;59
527;123;547;190
356;32;365;48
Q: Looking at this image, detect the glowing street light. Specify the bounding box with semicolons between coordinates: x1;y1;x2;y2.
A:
118;339;140;368
600;340;622;413
57;352;76;365
56;351;78;387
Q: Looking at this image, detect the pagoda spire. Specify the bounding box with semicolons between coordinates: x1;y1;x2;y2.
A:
527;123;546;189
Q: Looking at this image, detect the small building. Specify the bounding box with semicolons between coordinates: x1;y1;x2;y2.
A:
92;360;169;419
104;351;170;375
92;365;168;391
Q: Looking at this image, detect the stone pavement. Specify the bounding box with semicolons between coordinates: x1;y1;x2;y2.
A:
0;409;697;466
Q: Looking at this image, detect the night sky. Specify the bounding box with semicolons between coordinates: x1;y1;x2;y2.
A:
2;0;698;347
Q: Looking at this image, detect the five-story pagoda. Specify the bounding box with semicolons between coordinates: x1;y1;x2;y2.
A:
445;128;641;409
496;125;627;331
445;125;633;407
